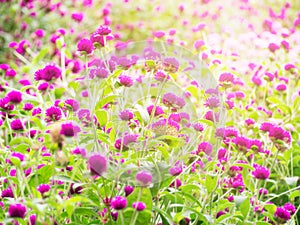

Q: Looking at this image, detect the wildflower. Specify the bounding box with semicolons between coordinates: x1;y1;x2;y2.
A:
29;214;36;225
8;203;26;218
136;170;152;186
71;12;84;22
6;90;22;104
197;142;213;155
219;72;234;84
34;64;61;82
119;110;134;121
45;106;62;122
65;99;80;112
23;103;34;111
163;57;179;73
162;92;185;108
170;179;182;188
77;38;94;54
11;119;24;131
205;96;220;108
252;164;270;180
60;122;81;137
284;203;296;214
114;134;139;150
154;70;169;82
124;185;134;196
276;84;287;91
152;118;180;136
96;25;112;35
89;67;108;79
1;187;14;198
88;153;107;176
119;74;133;87
132;202;146;211
193;123;204;132
111;196;127;210
274;207;291;223
147;105;164;116
269;126;291;144
0;97;14;111
153;30;165;38
37;184;51;195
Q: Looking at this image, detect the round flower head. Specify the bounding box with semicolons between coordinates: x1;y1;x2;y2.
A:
119;74;133;87
60;122;81;137
124;185;134;196
111;196;127;210
6;90;22;104
0;97;14;111
284;203;296;214
37;184;51;195
147;105;164;116
71;12;84;22
34;64;61;82
197;142;213;155
205;96;220;108
163;57;179;73
154;70;170;82
23;103;34;111
96;25;112;35
162;92;186;108
29;214;36;225
88;153;107;176
77;38;94;54
8;203;26;218
1;187;14;198
65;99;80;112
132;201;146;211
136;170;152;186
193;123;204;132
45;106;62;122
11;119;24;131
274;207;291;223
252;164;270;180
219;72;234;83
89;67;108;79
119;110;134;121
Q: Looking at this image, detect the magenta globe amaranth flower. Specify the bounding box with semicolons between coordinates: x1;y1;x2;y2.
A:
119;74;133;87
34;64;61;82
77;38;94;54
124;185;134;196
252;164;270;180
96;25;112;35
111;196;127;210
1;187;14;198
45;106;62;122
88;153;107;176
8;203;26;218
11;119;24;131
132;201;146;211
119;110;134;121
60;122;81;137
136;170;152;186
37;183;51;195
6;90;22;104
274;207;291;223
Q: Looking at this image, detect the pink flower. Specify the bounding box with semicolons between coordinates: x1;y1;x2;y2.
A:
252;164;270;180
77;38;94;54
119;74;133;87
88;153;107;176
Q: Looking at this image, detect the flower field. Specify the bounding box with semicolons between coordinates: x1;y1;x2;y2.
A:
0;0;300;224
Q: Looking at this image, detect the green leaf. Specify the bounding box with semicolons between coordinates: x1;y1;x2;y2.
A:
264;203;276;214
152;205;173;225
95;95;119;109
239;197;250;219
73;207;99;217
32;47;49;65
290;190;300;200
9;137;31;147
205;174;218;193
95;109;108;127
55;87;66;99
121;187;153;225
135;104;150;124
